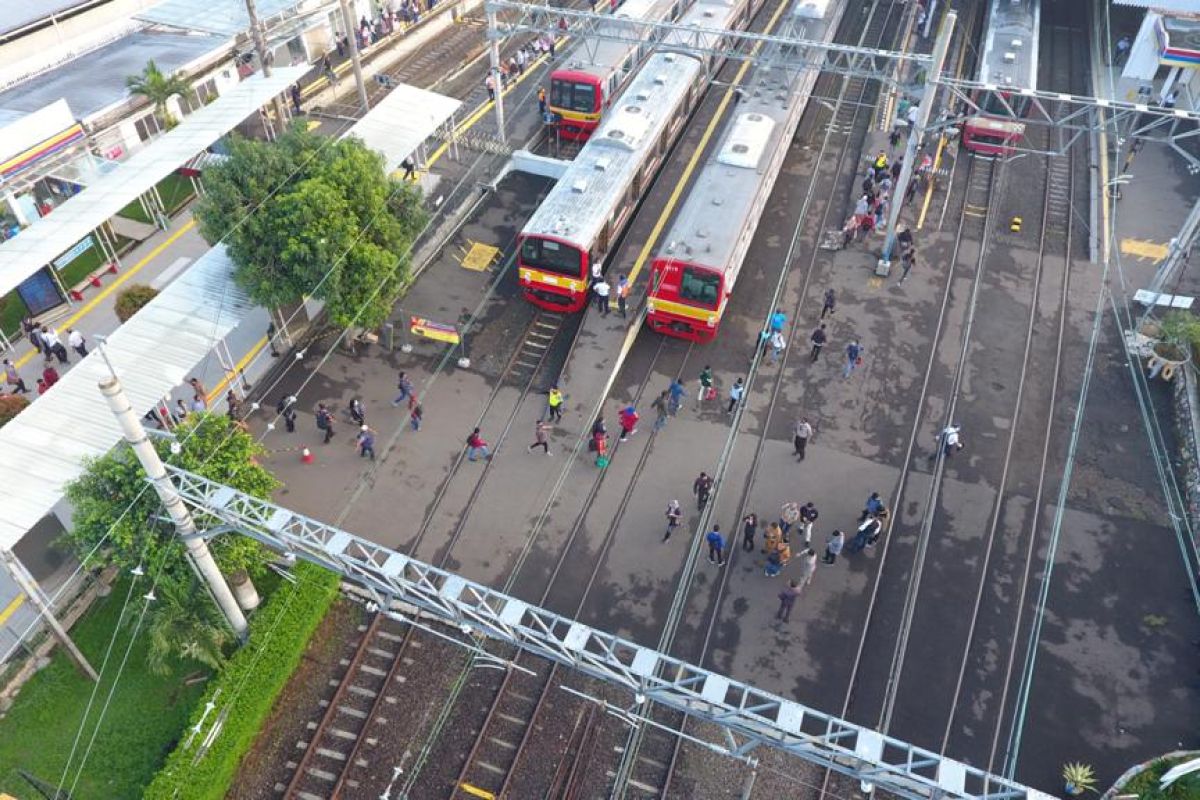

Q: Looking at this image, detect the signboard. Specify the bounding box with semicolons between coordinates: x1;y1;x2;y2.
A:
17;268;64;316
409;315;460;345
52;235;94;270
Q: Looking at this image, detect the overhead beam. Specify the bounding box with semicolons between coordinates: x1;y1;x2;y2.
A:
165;465;1054;800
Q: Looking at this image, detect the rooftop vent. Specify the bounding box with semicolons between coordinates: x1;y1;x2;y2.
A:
594;156;611;171
572;179;588;193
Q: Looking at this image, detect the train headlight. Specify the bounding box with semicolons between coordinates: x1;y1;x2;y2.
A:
707;316;716;326
646;301;656;312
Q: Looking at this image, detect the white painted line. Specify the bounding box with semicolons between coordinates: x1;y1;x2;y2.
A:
150;256;193;289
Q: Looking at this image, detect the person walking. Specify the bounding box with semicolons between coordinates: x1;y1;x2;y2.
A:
528;418;551;454
799;501;819;546
797;547;817;587
349;397;366;426
616;274;630;317
693;471;713;509
775;580;803;622
67;328;87;357
546;386;564;422
651;390;669;432
290;82;303;114
847;512;881;554
769;308;786;336
809;324;827;362
696;365;714;410
843;339;863;378
618;404;639;441
823;529;845;564
821;288;836;319
400;158;417;181
392;372;415;408
43;327;68;364
664;499;682;542
768;330;786;364
705;525;726;566
276;395;297;433
466;427;491;461
865;491;888;519
793;417;813;460
42;364;59;388
899;248;917;283
667;377;686;416
410;403;423;431
779;501;800;543
593;276;611;315
3;359;27;394
355;424;377;460
226;389;242;421
742;512;758;552
316;403;335;444
933;424;963;459
1114;34;1132;65
727;378;745;415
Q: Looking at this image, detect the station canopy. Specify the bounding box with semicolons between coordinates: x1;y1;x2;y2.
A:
135;0;315;37
0;66;305;303
0;245;255;551
340;83;461;173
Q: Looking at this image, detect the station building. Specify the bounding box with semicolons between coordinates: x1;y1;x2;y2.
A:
1110;0;1199;109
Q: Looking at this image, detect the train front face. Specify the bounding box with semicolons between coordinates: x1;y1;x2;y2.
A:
549;70;603;141
646;258;724;342
518;234;591;312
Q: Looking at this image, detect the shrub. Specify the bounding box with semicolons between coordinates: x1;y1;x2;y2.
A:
114;283;160;322
0;394;28;427
143;563;340;800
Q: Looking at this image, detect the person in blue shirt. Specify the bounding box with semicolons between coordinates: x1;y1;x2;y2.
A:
770;308;786;334
667;377;686;415
705;525;726;566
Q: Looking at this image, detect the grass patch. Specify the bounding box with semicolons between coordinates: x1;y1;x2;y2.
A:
0;291;31;338
57;244;108;289
0;577;211;799
117;174;196;224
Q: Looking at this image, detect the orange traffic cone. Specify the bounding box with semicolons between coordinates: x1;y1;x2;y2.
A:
301;447;314;464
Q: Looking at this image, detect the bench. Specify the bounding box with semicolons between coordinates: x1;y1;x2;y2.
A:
69;262;119;301
1133;289;1194;310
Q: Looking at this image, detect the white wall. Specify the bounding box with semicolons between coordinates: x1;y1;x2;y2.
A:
0;99;76;162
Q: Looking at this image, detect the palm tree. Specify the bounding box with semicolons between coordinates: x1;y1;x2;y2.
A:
126;60;192;130
145;581;231;675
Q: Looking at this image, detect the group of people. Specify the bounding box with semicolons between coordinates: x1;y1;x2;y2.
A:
486;37;557;100
1;317;91;397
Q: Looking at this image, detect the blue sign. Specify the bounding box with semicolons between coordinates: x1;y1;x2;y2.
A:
17;268;64;316
52;235;94;270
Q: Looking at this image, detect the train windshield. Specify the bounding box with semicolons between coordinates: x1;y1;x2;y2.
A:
521;237;583;277
550;78;598;113
679;267;720;308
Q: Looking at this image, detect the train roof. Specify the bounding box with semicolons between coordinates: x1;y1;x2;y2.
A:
524;51;703;248
552;0;680;81
793;0;831;21
660;0;739;52
978;0;1040;91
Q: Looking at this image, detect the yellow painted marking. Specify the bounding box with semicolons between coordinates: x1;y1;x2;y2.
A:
1120;238;1169;262
649;296;714;322
520;267;585;294
208;336;268;404
916;133;946;231
0;593;25;626
458;784;495;800
461;241;500;271
626;0;794;286
867;276;883;289
16;219;198;369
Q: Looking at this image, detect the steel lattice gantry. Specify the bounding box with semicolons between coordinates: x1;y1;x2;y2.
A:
483;0;1200;151
166;466;1055;800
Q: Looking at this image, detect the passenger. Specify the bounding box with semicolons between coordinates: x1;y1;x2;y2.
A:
618;404;638;440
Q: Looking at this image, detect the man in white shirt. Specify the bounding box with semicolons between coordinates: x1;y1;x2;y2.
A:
593;277;610;316
67;328;87;357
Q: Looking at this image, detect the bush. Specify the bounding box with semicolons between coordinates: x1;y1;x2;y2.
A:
114;283;159;322
0;393;28;427
1121;757;1200;800
143;563;340;800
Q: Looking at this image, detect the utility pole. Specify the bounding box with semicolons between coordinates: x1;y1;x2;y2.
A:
337;0;370;112
878;10;956;276
487;7;507;144
0;549;98;681
244;0;288;137
98;376;249;639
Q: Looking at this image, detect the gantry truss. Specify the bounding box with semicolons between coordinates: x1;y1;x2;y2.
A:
167;466;1054;800
485;0;1200;151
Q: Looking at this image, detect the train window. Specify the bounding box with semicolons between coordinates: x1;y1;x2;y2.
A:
521;237;583;276
551;79;598;113
679;268;720;307
597;224;610;254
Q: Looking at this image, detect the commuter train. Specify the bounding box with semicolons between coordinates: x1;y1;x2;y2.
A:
646;0;840;342
548;0;687;141
520;0;763;312
961;0;1039;156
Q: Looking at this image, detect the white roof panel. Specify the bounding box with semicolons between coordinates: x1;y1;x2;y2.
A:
136;0;308;36
0;244;255;550
0;66;304;303
340;83;461;173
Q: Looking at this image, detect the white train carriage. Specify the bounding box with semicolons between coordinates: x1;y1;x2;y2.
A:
963;0;1040;155
646;0;840;341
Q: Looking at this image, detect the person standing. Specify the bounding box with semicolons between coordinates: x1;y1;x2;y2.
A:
226;389;242;421
797;547;817;587
696;365;714;410
593;276;611;315
349;397;366;426
466;427;491;461
844;339;863;379
693;471;713;509
537;86;547;115
175;398;189;421
900;248;917;283
742;512;758;551
36;378;49;395
189;378;208;407
823;529;844;564
616;274;630;317
43;327;68;364
727;377;744;415
651;390;669;432
3;359;26;394
776;580;803;622
392;371;415;408
664;499;682;542
769;330;786;364
809;324;827;362
705;525;726;566
793;417;813;460
779;502;800;543
67;328;87;357
277;395;297;433
799;501;818;546
410;403;423;431
42;364;59;388
355;424;377;460
290;82;303;114
821;288;836;319
529;418;551;454
618;404;639;441
667;377;686;416
546;386;564;422
865;492;888;518
191;393;207;413
400;158;417;181
316;403;335;444
1114;34;1132;65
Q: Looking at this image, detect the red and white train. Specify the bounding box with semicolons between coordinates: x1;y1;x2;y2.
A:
961;0;1039;156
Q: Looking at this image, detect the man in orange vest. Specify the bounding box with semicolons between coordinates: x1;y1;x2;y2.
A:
537;86;547;115
616;273;630;317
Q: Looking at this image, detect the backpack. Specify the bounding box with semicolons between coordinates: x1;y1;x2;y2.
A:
316;412;329;430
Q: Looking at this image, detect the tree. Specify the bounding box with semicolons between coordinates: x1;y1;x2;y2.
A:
195;123;428;329
126;60;192;129
114;283;159;322
63;412;279;599
146;579;231;675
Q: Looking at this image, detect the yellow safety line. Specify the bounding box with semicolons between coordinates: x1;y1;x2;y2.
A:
625;0;794;286
0;593;25;626
915;133;946;230
16;219;198;369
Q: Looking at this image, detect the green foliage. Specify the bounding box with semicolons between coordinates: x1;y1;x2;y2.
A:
144;563;341;800
0;393;29;427
195;123;427;329
1160;311;1200;350
63;412;280;595
0;576;210;799
114;283;160;322
1123;758;1200;800
127;60;191;128
147;580;231;676
1064;762;1098;795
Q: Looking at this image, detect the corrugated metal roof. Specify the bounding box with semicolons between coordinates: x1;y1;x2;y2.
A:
1112;0;1200;12
0;66;304;302
0;244;254;550
135;0;309;37
339;83;461;174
